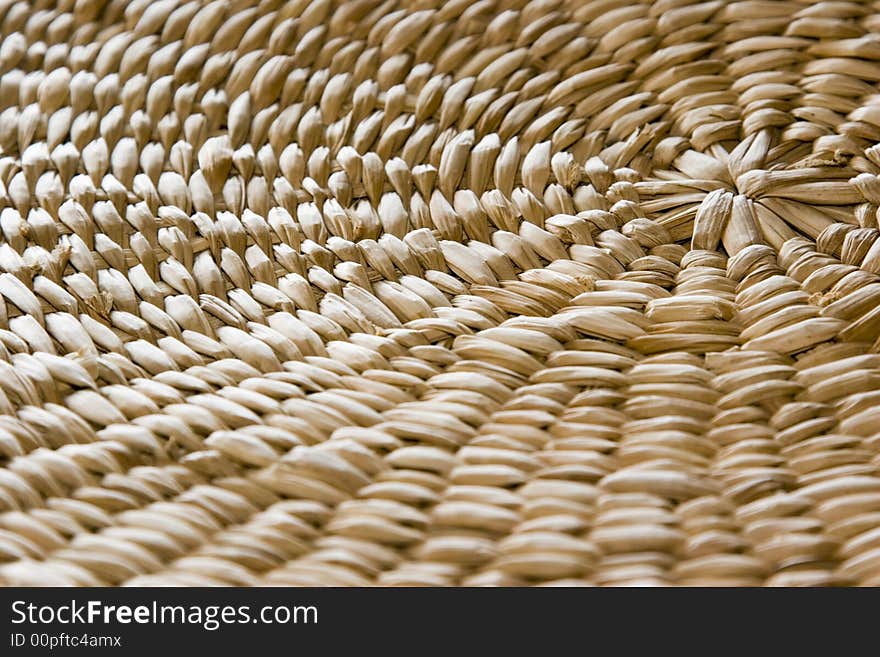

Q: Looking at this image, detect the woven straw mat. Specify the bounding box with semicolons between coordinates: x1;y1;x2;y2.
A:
1;0;880;588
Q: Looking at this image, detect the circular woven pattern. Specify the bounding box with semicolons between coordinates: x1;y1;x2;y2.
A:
0;0;880;587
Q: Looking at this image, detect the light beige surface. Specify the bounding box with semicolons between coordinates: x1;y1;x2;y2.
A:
0;0;879;586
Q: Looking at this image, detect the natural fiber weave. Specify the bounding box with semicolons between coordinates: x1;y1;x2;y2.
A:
0;0;880;587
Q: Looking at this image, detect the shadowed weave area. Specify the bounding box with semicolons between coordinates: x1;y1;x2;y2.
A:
0;0;879;586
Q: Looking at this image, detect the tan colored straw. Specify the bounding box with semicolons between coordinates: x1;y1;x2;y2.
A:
0;0;879;587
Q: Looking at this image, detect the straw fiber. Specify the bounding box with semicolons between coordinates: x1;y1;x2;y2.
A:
1;0;880;587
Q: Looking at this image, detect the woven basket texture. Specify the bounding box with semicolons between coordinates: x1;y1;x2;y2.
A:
1;0;880;587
